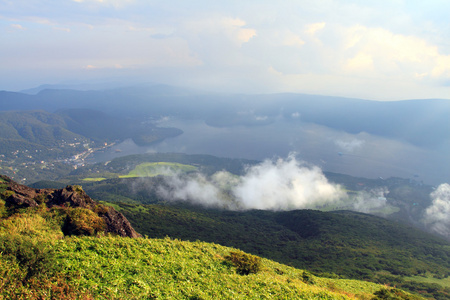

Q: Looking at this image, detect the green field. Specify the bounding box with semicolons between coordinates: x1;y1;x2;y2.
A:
80;162;198;182
120;162;198;178
82;177;107;182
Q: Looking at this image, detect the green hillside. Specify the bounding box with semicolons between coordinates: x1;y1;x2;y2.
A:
0;232;409;299
0;110;87;159
0;179;418;299
110;202;450;299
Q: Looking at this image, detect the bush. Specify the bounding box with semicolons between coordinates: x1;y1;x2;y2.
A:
301;271;315;284
372;288;418;300
0;199;6;218
62;207;106;236
224;250;261;275
0;234;56;280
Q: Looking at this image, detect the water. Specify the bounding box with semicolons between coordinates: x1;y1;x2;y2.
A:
87;119;449;185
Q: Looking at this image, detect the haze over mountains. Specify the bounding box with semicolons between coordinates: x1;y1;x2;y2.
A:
1;83;449;185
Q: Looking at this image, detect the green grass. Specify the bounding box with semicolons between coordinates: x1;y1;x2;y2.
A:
82;177;107;182
53;236;386;299
110;202;450;299
404;274;450;288
120;162;197;178
0;210;397;299
0;201;421;299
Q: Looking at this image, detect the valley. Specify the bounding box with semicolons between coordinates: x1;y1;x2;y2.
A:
0;85;449;299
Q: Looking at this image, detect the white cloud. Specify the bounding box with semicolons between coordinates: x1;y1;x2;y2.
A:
345;53;374;72
339;25;450;80
234;155;345;210
158;154;346;211
423;183;450;239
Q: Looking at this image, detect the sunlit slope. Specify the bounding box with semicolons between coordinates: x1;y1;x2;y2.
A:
110;202;450;299
54;236;388;299
0;175;432;299
0;206;410;299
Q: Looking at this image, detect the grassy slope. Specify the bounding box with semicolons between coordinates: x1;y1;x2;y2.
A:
55;236;382;299
114;203;450;277
0;206;405;300
111;202;450;299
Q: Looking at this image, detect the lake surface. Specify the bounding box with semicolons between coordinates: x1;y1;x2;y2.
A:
86;119;449;185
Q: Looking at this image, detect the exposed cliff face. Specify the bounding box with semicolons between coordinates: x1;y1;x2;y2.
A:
2;175;140;238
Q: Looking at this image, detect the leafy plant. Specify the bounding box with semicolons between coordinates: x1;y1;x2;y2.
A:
0;234;56;280
62;207;106;236
224;250;261;275
372;288;420;300
301;270;316;284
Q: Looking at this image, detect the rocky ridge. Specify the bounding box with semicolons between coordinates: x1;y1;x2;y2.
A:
1;175;140;238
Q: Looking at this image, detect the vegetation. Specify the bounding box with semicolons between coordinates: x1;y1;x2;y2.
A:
0;199;418;299
111;202;450;299
224;250;262;275
120;162;198;178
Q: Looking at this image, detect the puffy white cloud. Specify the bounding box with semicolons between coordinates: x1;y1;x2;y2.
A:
158;154;346;211
423;183;450;239
234;155;345;210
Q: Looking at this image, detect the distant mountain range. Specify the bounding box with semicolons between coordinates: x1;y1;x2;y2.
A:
1;84;448;148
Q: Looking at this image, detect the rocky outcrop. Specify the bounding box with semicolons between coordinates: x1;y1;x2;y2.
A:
2;175;140;238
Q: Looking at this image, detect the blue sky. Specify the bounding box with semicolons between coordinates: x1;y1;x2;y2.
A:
1;0;449;100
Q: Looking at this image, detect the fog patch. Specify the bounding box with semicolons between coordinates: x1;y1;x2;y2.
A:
351;187;389;213
158;154;346;210
423;183;450;239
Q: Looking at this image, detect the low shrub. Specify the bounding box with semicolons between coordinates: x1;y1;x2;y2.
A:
62;207;106;236
224;250;261;275
301;270;316;284
0;234;56;280
372;287;419;300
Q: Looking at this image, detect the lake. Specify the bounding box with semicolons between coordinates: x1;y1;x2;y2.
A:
86;118;449;185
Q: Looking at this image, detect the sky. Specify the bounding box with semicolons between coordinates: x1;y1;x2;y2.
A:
1;0;450;100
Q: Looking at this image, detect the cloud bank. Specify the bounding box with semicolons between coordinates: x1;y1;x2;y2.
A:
423;183;450;239
158;155;346;211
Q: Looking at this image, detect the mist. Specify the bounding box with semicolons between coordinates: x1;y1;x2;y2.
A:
351;188;389;214
157;154;346;210
423;183;450;239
